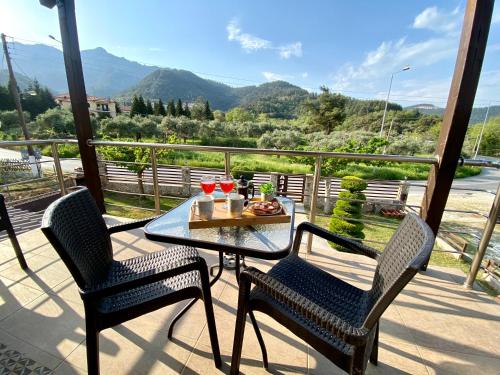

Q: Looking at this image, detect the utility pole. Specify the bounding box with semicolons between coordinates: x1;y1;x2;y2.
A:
1;33;35;157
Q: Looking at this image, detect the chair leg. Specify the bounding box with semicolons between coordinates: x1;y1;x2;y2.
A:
230;277;251;375
200;265;222;368
370;323;379;365
7;228;28;270
249;310;268;369
167;297;198;339
85;318;100;375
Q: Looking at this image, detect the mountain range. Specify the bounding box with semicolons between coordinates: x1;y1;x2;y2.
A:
3;42;308;111
2;42;497;121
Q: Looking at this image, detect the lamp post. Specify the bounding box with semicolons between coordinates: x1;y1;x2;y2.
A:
380;66;410;137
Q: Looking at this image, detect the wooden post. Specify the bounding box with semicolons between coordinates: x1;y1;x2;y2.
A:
41;0;105;211
421;1;493;244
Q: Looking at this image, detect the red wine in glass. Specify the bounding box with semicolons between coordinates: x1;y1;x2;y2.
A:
219;176;234;208
200;176;216;195
220;180;234;194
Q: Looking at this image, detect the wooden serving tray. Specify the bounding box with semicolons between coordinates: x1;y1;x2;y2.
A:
189;198;291;229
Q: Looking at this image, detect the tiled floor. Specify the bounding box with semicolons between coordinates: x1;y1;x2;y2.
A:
0;214;499;374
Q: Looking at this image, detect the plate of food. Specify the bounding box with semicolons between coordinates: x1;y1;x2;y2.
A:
249;199;283;216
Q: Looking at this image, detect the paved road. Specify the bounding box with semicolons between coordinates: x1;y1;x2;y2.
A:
408;167;499;193
0;147;82;173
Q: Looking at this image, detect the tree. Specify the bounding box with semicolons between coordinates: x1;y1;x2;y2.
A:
166;100;176;116
176;99;184;117
225;107;255;123
21;79;56;117
100;146;151;195
0;86;14;111
0;110;29;136
176;117;198;143
100;115;140;139
137;116;160;139
137;95;147;115
329;176;367;251
115;102;122;114
213;110;225;122
146;99;154;115
154;98;166;116
183;103;191;118
190;98;206;120
30;108;78;137
257;129;303;151
130;95;140;117
302;86;347;134
204;100;214;120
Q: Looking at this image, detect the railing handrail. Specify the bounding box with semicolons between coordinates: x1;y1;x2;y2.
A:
1;138;499;168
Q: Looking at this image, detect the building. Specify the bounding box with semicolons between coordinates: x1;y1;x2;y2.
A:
54;94;118;118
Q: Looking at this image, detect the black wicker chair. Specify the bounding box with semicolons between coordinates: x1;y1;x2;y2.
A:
0;194;28;269
41;188;221;375
230;213;434;375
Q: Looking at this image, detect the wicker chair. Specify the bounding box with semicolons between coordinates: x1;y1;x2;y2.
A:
230;213;434;375
0;194;28;269
41;188;221;375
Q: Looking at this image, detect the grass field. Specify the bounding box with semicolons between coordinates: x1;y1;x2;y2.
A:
159;150;480;180
104;191;184;219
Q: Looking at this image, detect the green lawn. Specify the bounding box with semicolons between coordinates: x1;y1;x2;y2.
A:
104;191;184;219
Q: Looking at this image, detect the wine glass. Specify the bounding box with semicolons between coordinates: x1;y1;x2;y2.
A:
219;175;235;207
200;175;216;196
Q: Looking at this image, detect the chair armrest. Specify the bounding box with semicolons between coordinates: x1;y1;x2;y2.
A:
292;222;380;260
80;256;202;300
241;267;370;346
108;216;159;235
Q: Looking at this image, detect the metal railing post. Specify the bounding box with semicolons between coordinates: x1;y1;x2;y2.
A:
51;142;66;196
151;147;161;215
224;152;231;176
464;183;500;289
306;157;322;253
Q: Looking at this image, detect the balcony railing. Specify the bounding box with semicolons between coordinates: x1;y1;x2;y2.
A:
1;138;499;286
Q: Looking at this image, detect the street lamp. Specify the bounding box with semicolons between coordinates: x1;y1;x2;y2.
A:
48;34;62;44
380;66;410;137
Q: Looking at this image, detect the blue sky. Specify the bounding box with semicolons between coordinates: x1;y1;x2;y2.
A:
1;0;499;106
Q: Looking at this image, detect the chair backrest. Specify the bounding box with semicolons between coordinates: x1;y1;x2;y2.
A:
364;213;434;327
41;188;113;289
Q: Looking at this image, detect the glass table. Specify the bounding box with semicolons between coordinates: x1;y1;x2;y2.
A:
144;192;295;338
144;192;295;260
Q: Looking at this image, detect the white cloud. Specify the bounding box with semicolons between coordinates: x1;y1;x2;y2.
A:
227;20;271;51
279;42;303;59
227;19;302;59
331;7;470;104
332;36;457;91
413;6;461;34
262;71;292;81
301;72;309;78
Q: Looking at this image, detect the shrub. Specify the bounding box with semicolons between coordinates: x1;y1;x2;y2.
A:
329;176;367;251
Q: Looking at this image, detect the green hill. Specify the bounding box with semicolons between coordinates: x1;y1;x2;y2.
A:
119;69;310;114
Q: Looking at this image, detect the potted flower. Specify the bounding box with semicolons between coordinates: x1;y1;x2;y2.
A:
260;182;275;202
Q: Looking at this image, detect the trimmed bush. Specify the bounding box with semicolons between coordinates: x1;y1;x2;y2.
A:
340;176;368;191
329;176;367;251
